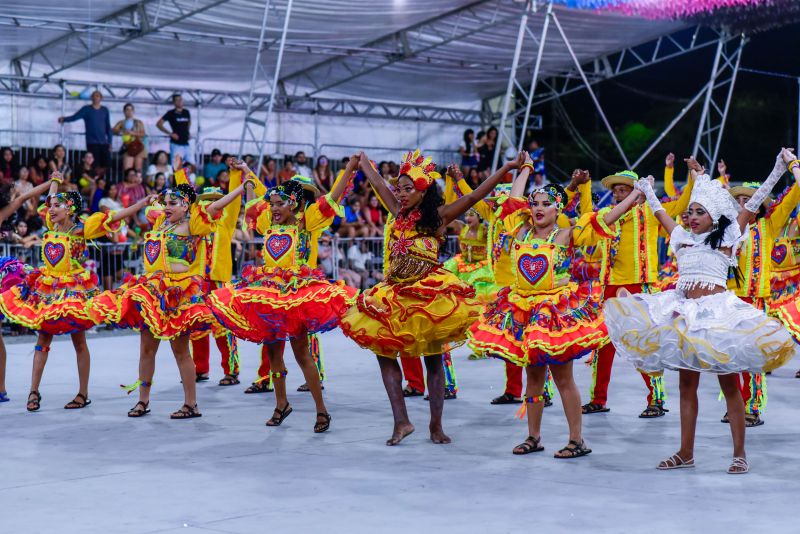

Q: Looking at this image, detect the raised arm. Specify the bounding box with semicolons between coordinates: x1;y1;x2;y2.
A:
509;152;533;198
109;194;157;223
358;152;399;215
663;153;676;197
440;151;526;227
330;156;358;203
738;150;787;232
636;176;678;235
0;180;51;224
207;184;245;218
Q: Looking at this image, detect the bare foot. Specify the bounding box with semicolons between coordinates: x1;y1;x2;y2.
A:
386;422;415;446
429;425;451;444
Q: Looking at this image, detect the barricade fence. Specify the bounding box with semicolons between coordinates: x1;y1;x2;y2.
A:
0;129;460;185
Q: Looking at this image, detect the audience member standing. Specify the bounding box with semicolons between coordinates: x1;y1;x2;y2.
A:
157;94;193;166
58;90;112;177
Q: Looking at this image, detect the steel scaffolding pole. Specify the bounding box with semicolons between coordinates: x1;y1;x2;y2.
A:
238;0;274;157
551;9;630;168
516;2;552;152
491;1;532;173
692;34;746;169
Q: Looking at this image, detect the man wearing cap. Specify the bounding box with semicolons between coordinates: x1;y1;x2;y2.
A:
583;167;693;418
203;149;227;184
725;169;800;427
174;156;242;385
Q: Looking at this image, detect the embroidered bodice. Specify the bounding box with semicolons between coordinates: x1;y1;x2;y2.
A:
511;227;569;293
261;225;312;269
771;229;800;273
387;210;442;282
670;226;736;291
458;224;487;263
41;228;87;274
143;222;201;274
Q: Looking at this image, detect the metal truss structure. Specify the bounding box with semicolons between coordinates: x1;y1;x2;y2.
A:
491;0;746;171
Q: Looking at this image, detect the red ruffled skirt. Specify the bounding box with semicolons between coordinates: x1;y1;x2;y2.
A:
468;282;608;367
90;271;214;340
206;264;357;345
0;267;99;335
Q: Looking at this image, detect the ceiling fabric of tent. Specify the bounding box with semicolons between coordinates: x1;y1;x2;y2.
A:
1;0;686;106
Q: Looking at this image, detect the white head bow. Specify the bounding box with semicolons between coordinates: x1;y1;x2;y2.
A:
689;174;740;223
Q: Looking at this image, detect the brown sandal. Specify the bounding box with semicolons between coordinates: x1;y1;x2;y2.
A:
218;374;240;386
26;390;41;412
170;404;202;419
512;436;544;455
128;401;150;418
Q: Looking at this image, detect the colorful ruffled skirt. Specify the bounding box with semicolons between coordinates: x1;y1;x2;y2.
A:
0;266;99;335
467;282;607;367
206;265;357;345
443;255;498;302
605;289;798;374
340;267;481;358
90;271;214;340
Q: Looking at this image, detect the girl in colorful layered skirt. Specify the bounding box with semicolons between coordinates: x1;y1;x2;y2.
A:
605;156;798;474
206;159;357;433
468;179;641;458
91;180;245;419
771;149;800;372
341;150;524;446
443;203;495;303
0;173;145;411
0;179;52;404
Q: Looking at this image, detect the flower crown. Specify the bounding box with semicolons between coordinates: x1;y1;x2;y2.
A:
46;192;82;213
267;183;299;205
159;186;194;205
529;185;565;211
399;149;441;191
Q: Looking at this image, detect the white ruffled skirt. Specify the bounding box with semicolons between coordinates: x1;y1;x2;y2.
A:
605;289;797;374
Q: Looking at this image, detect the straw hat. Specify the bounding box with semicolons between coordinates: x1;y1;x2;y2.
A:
601;170;639;190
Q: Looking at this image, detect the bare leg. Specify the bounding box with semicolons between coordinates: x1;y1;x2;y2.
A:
70;332;91;399
665;369;700;465
29;332;54;403
719;373;747;462
135;329;160;408
526;366;547;433
170;335;197;409
424;354;450;444
377;356;414;445
265;341;290;423
550;362;582;441
289;335;328;428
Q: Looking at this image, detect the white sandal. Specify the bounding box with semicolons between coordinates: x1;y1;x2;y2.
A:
728;457;749;474
657;453;695;470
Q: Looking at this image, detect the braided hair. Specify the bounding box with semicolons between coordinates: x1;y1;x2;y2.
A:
174;183;197;204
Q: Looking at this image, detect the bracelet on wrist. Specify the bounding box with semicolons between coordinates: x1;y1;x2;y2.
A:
519;162;534;173
788;160;800;173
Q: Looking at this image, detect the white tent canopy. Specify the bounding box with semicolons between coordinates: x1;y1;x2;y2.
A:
1;0;685;105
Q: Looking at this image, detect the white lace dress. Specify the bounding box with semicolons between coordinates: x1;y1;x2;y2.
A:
605;226;798;374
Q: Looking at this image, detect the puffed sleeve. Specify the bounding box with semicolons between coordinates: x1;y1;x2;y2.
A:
189;202;222;236
81;211;123;240
244;197;271;233
572;207;619;247
304;193;345;233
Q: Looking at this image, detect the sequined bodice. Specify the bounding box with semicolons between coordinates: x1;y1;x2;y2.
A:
387;211;441;282
261;225;311;269
511;228;569;292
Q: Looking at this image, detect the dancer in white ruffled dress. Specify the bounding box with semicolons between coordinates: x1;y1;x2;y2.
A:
605;152;799;475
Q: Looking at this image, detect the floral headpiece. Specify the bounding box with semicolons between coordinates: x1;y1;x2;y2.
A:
399;149;441;191
267;183;300;206
159;185;195;206
46;191;83;213
528;185;565;211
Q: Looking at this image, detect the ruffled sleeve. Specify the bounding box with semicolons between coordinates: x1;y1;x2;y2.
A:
189;202;222;236
38;204;54;230
304;194;344;233
244;197;271;233
145;206;164;227
81;211;123;239
572;207;618;247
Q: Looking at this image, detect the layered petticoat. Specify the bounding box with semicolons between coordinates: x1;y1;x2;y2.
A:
605;289;797;374
340;267;480;358
467;282;608;367
442;255;498;302
206;264;357;344
90;271;214;340
0;267;99;335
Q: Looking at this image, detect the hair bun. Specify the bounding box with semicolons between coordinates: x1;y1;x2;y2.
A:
175;183;197;203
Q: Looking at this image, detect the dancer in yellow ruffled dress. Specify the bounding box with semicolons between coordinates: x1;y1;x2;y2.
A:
341;149;525;445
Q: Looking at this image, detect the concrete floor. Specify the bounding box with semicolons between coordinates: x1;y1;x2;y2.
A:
1;331;798;534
